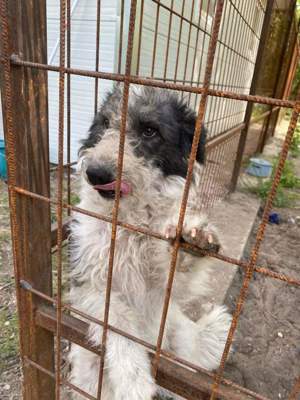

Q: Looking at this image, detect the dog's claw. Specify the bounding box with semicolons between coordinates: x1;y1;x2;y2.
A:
165;223;220;253
183;228;221;253
165;225;177;240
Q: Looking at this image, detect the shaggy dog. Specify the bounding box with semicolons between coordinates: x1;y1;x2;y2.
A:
69;85;232;399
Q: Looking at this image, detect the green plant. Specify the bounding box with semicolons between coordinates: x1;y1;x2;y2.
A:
244;157;300;207
0;309;19;373
290;128;300;158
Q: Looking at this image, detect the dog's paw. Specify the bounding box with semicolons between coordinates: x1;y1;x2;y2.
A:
182;227;220;253
164;214;220;253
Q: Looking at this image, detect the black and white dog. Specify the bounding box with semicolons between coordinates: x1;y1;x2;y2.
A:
69;85;231;399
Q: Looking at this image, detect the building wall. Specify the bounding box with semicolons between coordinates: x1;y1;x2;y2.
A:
0;0;266;163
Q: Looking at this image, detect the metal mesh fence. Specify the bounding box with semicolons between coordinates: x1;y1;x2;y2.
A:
0;0;299;399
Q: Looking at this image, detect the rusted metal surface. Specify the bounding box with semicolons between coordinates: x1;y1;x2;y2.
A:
55;0;67;397
8;55;296;109
258;0;297;152
230;0;275;192
152;0;225;377
210;101;300;399
13;185;300;288
66;0;71;216
96;1;138;397
0;1;55;399
1;0;300;399
289;375;300;400
24;356;98;400
34;303;271;400
94;0;102;114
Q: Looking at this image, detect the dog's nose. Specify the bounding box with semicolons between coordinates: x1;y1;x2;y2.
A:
86;165;114;186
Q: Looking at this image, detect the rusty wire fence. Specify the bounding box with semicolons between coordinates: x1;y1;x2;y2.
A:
1;0;300;399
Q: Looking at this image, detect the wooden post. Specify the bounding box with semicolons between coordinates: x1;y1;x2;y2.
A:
258;0;297;152
0;1;55;399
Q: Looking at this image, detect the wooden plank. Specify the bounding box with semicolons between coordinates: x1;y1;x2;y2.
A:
0;2;55;399
35;304;265;400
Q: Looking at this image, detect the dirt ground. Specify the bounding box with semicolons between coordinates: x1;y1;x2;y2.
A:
0;129;300;399
224;207;300;399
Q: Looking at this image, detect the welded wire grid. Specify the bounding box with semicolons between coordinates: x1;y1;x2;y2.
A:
1;0;300;399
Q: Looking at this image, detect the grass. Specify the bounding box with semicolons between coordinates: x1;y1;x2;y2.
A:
290;127;300;158
0;308;19;374
244;157;300;207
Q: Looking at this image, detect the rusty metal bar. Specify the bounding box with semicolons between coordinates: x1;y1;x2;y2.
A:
151;0;160;78
94;0;102;114
289;376;300;400
8;55;297;108
13;184;300;288
230;0;275;192
187;0;203;105
210;100;300;399
260;0;297;150
135;0;144;76
0;1;55;399
55;0;67;398
117;0;125;74
1;0;300;398
162;0;174;81
34;303;271;400
14;274;295;396
206;123;245;151
173;0;186;83
24;356;98;400
181;0;195;90
96;1;138;397
152;0;225;377
49;160;77;172
193;0;212;110
66;0;71;217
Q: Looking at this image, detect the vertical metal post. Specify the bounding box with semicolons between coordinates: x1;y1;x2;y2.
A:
260;0;297;148
0;1;54;399
230;0;275;192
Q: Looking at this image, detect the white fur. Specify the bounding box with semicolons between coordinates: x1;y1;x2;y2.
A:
68;131;232;399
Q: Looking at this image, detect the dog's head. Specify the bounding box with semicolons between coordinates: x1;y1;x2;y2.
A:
78;85;206;209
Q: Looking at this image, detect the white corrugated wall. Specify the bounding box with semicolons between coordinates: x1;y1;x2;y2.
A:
0;1;265;161
47;0;121;163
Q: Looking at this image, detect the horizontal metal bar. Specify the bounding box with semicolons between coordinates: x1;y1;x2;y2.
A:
249;106;280;125
8;55;296;108
35;304;270;400
13;185;300;287
24;356;98;400
206;123;244;151
49;161;77;172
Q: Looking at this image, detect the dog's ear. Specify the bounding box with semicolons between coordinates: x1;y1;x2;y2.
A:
179;104;207;164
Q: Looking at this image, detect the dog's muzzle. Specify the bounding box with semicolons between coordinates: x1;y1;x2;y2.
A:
85;164;132;199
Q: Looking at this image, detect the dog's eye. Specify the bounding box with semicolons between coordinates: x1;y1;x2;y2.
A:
103;118;110;129
143;127;158;138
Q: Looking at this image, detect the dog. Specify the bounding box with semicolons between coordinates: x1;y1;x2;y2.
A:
68;85;232;399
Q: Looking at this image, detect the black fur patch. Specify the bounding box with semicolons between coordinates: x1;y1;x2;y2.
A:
81;86;206;178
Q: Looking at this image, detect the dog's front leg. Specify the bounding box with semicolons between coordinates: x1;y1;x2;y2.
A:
167;302;232;371
88;296;156;400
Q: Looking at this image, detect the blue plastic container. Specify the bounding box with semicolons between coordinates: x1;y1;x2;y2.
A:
246;158;272;178
0;139;7;180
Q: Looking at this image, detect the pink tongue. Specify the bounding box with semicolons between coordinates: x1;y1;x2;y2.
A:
93;181;132;195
